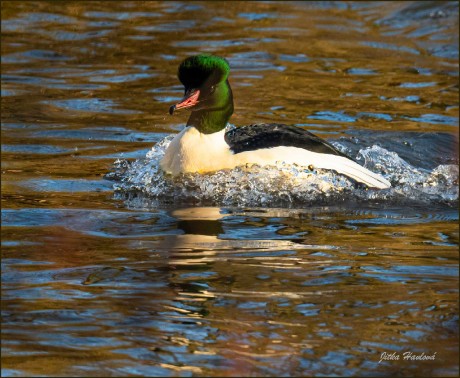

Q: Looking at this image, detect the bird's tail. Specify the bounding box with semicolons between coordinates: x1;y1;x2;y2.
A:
315;155;391;189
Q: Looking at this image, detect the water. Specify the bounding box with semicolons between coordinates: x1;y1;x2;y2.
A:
1;1;459;376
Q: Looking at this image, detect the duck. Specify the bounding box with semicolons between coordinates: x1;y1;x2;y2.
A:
161;54;391;189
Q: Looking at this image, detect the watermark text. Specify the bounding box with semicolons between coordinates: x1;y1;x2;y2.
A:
379;351;437;364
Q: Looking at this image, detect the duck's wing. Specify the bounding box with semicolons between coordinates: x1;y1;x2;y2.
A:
225;123;351;159
224;123;391;189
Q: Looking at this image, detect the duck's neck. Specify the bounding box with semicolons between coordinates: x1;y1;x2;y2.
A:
186;85;234;134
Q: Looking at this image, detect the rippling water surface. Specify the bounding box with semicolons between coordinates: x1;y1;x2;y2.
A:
1;1;459;376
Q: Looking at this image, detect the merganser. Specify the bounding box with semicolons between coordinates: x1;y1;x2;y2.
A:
161;54;391;189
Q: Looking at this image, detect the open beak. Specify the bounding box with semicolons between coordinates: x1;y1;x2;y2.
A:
169;89;200;115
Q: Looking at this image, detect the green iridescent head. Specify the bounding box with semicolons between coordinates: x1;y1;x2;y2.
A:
170;54;234;134
178;54;230;89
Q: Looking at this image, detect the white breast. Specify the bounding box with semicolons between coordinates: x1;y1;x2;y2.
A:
160;127;234;176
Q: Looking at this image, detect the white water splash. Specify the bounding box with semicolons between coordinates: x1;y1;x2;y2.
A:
359;145;458;203
107;135;458;207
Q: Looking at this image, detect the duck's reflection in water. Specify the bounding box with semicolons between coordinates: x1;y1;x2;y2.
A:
155;206;305;268
147;206;329;374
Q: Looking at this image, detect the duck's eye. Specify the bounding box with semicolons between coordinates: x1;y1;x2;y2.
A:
210;85;216;94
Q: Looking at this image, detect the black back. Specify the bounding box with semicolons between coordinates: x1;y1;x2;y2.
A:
225;123;351;159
